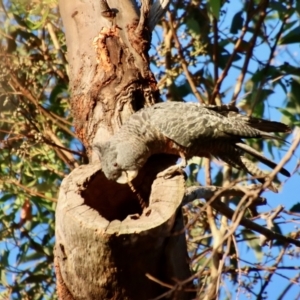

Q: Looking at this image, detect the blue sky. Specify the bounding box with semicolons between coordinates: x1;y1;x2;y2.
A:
149;1;300;299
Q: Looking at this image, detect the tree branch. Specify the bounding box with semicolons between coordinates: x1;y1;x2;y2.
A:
8;74;75;137
212;17;219;101
136;0;151;35
258;246;287;298
183;185;300;247
3;178;57;202
259;128;300;194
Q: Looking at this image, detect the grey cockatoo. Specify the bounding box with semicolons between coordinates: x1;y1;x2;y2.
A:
94;102;290;190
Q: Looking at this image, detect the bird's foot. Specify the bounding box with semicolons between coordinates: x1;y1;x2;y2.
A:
157;164;185;179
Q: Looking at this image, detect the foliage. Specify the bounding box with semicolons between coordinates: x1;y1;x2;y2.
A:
0;1;83;299
0;0;300;299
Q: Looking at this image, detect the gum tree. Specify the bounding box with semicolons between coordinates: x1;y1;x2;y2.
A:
1;0;300;299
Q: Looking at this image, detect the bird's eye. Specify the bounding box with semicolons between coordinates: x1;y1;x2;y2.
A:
113;163;118;167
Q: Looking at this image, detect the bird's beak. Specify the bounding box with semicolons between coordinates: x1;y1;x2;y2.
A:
116;170;138;184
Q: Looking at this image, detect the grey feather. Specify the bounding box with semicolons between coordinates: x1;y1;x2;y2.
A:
94;101;290;185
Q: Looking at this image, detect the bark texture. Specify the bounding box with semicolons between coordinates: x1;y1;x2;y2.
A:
55;159;191;299
55;0;193;299
59;0;158;152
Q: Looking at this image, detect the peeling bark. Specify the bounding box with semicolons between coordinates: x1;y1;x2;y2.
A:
59;0;158;151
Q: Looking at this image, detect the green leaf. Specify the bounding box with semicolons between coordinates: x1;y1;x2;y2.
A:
269;1;292;20
12;13;28;27
186;163;200;187
21;274;50;284
290;79;300;104
290;202;300;213
297;1;300;16
26;7;49;30
242;229;263;262
49;83;68;104
218;52;242;69
281;20;298;32
229;254;238;283
213;169;223;186
230;11;244;34
250;65;284;86
0;193;15;202
18;251;45;264
207;0;221;20
0;249;9;266
186;16;202;35
280;63;300;77
270;1;285;12
279;25;300;45
251;98;265;118
272;223;285;246
279;108;297;123
174;81;193;98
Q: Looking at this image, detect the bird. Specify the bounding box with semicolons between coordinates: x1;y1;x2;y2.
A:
94;101;290;191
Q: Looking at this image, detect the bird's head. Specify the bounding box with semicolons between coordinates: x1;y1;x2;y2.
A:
94;140;147;184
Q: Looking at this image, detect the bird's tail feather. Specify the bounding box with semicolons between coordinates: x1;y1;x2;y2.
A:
259;132;289;143
236;142;290;177
247;117;290;133
218;152;279;193
226;111;291;133
240;156;279;193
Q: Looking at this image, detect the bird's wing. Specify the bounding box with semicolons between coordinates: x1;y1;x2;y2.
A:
149;102;279;147
149;102;224;147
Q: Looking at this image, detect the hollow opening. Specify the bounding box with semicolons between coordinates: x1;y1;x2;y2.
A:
81;154;178;221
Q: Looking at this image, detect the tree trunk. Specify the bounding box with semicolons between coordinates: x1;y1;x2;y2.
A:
54;1;193;299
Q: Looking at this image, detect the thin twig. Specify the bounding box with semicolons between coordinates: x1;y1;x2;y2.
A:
8;74;75;137
183;184;300;247
231;0;269;103
2;178;57;202
257;247;287;299
260;129;300;193
168;12;205;103
211;200;300;247
44;129;79;169
277;274;300;300
210;0;253;102
232;234;243;300
183;185;265;206
212;17;219;100
249;10;289;113
205;158;212;186
204;157;219;299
